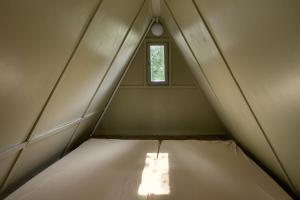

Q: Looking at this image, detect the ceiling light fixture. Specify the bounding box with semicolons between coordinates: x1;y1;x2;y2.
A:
151;18;164;37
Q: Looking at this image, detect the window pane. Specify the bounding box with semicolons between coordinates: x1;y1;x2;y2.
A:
150;45;165;82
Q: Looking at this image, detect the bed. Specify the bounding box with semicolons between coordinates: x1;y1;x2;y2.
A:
6;139;291;200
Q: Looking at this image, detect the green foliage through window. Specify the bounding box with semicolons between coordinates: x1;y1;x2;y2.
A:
149;45;166;82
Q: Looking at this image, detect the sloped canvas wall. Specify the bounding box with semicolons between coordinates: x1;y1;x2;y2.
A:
161;0;300;196
0;0;152;196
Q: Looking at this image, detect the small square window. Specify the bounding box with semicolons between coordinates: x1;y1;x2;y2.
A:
147;43;168;85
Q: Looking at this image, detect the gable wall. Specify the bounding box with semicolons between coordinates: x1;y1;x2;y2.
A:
95;28;226;136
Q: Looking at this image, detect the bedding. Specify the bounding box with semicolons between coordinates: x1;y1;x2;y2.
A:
6;139;291;200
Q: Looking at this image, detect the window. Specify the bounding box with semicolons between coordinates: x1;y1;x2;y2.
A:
147;43;168;85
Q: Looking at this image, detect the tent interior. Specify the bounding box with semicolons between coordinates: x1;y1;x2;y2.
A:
0;0;299;199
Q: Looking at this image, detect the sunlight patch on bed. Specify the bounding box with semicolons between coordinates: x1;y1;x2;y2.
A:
138;153;170;196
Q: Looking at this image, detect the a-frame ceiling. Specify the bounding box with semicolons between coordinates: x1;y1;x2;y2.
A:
0;0;299;198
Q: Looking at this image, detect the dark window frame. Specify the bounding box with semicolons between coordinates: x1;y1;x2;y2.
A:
146;42;169;86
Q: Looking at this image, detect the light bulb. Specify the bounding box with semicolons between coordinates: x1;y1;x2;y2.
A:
151;22;164;37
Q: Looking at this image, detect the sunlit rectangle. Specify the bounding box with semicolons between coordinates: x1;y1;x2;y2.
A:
138;153;170;196
149;45;166;82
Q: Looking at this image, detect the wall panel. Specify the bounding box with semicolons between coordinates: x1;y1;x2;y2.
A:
0;0;99;151
1;0;153;195
30;0;144;138
163;0;290;187
2;125;77;195
193;0;300;193
97;88;225;135
0;152;19;188
160;5;222;113
86;0;152;115
171;44;198;86
66;0;152;151
67;115;99;151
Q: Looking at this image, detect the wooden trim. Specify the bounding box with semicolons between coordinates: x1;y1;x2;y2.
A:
0;143;26;160
96;129;226;136
144;38;171;42
29;119;81;145
93;134;229;141
83;112;97;119
119;85;198;89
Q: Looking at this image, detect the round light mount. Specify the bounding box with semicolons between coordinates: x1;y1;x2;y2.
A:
151;21;164;37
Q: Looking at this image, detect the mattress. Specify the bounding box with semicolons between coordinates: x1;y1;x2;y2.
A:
6;139;291;200
148;140;291;200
